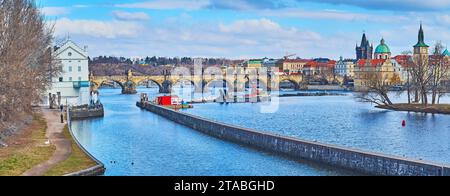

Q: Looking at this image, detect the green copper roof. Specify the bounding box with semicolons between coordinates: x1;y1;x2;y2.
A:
375;38;391;53
414;24;429;48
248;60;262;64
443;48;450;56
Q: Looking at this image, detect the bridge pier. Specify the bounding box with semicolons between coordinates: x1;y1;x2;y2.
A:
159;80;172;94
122;81;137;94
122;86;137;94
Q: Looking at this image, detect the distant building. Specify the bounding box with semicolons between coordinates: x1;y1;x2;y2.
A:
244;59;263;68
335;56;356;77
277;59;311;74
44;40;90;106
413;23;429;62
262;58;279;68
374;38;391;60
303;58;336;76
354;38;399;88
356;33;373;60
391;55;410;84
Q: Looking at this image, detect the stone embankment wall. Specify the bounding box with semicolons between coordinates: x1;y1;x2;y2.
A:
137;102;450;176
65;110;106;176
69;107;104;120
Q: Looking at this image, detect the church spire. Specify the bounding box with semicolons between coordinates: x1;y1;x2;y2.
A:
414;23;428;48
360;33;370;47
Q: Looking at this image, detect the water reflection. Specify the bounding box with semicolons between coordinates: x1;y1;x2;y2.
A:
185;92;450;164
71;87;354;176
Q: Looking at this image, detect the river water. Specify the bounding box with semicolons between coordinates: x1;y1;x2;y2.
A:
71;88;354;176
71;87;450;176
185;90;450;165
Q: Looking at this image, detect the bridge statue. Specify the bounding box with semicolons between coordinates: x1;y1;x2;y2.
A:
122;70;137;94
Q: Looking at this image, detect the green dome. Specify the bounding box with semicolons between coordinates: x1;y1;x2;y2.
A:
443;48;450;56
375;38;391;54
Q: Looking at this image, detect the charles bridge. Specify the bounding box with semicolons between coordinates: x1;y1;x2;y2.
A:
90;69;343;94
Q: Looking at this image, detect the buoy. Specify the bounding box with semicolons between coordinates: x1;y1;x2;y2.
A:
402;120;406;127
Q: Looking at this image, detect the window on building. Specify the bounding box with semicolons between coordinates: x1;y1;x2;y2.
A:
59;77;63;82
78;66;81;72
78;77;82;81
68;52;72;56
69;77;72;81
69;66;72;72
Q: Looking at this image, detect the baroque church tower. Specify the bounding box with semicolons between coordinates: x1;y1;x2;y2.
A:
356;33;373;60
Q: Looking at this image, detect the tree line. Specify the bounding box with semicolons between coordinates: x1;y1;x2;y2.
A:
0;0;60;122
90;55;234;67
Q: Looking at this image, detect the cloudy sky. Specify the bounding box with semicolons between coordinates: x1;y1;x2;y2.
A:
38;0;450;59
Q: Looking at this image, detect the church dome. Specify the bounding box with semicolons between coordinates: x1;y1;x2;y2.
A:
375;38;391;54
443;48;450;56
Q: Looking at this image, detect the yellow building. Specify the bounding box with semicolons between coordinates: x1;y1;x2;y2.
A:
277;59;311;74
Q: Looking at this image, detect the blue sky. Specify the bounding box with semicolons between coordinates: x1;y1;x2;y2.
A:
37;0;450;59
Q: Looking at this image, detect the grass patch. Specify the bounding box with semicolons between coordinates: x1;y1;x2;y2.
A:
0;115;55;176
44;125;96;176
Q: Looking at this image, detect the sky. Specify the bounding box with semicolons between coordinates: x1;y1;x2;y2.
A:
37;0;450;59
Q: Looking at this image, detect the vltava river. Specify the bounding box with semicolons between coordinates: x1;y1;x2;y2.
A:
185;91;450;165
71;88;355;176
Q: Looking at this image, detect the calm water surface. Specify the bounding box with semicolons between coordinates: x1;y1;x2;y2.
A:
185;91;450;164
72;86;450;176
71;88;354;176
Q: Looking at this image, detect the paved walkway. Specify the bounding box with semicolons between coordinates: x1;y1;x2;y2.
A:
22;108;72;176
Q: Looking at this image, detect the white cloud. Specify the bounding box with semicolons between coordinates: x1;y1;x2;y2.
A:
54;18;142;39
112;11;151;21
116;0;210;10
302;0;450;11
219;18;281;33
85;18;328;58
260;8;409;23
436;14;450;26
41;7;70;16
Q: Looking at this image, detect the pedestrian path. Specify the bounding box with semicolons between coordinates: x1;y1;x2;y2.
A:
22;108;71;176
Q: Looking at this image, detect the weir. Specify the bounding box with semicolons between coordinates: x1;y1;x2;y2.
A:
137;101;450;176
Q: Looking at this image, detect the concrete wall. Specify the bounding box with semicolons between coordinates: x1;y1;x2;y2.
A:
307;85;347;91
137;102;450;176
69;108;104;120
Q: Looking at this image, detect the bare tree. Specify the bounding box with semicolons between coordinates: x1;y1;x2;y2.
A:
430;42;450;104
405;50;433;105
0;0;60;122
400;51;414;104
356;71;394;106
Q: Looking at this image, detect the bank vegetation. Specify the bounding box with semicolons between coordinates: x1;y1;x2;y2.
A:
0;0;60;125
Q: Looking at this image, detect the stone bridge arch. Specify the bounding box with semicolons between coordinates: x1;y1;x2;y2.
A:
275;75;304;90
91;76;136;94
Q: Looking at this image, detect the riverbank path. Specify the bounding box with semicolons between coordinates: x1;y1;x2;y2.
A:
22;108;72;176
